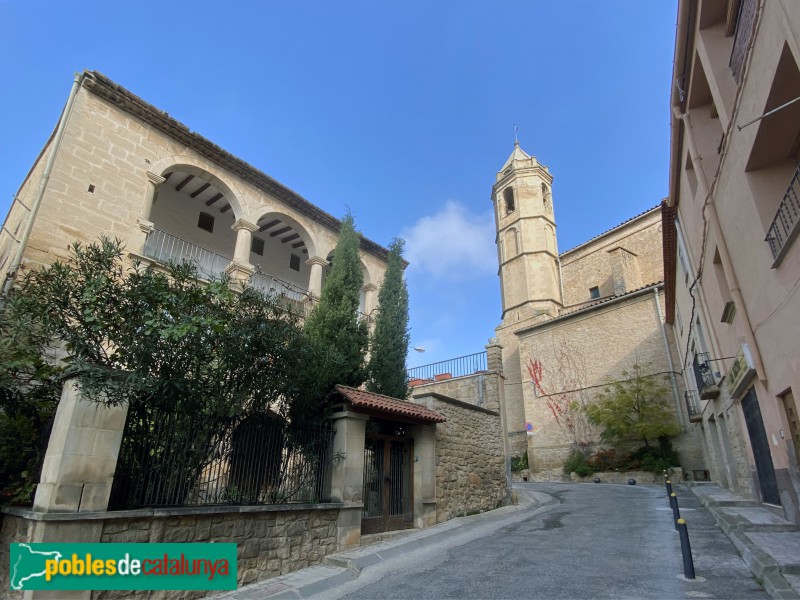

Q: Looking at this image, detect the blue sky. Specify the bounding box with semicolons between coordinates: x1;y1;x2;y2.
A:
0;1;678;369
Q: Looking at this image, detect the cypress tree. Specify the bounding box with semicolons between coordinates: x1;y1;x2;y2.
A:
303;211;368;389
367;238;410;399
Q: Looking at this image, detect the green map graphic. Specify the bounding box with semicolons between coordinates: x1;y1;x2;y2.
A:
10;543;62;590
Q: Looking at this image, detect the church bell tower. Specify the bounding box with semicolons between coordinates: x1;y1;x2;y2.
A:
492;142;562;323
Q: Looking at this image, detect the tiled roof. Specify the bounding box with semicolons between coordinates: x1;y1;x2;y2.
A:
335;385;446;423
515;281;664;336
560;204;663;256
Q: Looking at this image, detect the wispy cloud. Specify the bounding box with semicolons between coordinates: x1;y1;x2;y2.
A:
402;201;496;280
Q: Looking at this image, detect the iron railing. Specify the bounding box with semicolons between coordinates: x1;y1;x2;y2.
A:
692;352;716;391
765;164;800;261
684;390;703;422
407;351;488;382
729;0;757;83
143;228;230;280
109;410;334;510
249;271;309;304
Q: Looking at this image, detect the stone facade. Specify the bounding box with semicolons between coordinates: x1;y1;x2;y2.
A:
0;505;339;599
413;393;507;522
0;71;390;312
666;0;800;524
491;143;704;473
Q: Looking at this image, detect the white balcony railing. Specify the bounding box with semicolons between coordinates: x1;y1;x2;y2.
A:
143;228;230;280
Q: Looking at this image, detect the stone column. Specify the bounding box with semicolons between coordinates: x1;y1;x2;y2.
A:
329;409;368;548
306;256;328;298
409;424;437;528
486;337;512;503
34;379;129;513
225;219;258;286
133;171;164;253
361;283;378;318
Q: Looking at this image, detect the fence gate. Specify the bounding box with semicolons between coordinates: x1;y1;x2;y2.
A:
362;435;414;534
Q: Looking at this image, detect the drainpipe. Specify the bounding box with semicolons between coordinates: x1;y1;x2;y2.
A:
673;109;766;382
654;287;686;430
2;72;84;296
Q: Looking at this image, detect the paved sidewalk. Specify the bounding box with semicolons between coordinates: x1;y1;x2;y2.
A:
213;488;557;599
684;482;800;600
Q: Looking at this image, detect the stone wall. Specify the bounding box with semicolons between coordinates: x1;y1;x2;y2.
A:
409;371;499;412
413;393;507;522
0;504;340;599
560;209;663;306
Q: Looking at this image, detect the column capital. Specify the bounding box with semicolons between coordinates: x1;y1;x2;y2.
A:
231;219;259;233
306;256;329;268
146;171;166;186
361;283;378;292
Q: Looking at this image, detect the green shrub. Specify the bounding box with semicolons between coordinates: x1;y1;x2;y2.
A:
563;448;594;477
632;437;679;473
510;450;528;472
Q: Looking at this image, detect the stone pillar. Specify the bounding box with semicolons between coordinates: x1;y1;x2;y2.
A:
133;171;164;253
361;283;378;318
409;424;437;528
306;256;328;298
33;380;128;513
225;219;258;286
486;337;503;374
329;410;368;548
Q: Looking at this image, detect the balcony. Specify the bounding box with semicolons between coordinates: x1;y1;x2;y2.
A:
729;0;757;84
684;390;703;423
407;351;488;385
142;229;311;308
692;352;720;400
765;164;800;265
143;227;230;280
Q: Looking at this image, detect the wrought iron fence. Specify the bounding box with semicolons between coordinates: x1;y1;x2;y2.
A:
109;409;334;510
765;164;800;261
407;351;488;382
142;228;230;280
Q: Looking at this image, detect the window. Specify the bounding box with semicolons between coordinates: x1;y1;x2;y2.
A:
503;187;515;213
251;237;264;256
541;183;551;207
197;212;214;233
290;254;301;272
504;229;518;257
589;286;600;300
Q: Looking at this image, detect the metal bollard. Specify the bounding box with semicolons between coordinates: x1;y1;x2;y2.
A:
665;478;673;497
676;518;696;579
670;492;681;530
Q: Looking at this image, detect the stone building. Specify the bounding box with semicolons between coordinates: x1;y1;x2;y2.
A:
666;0;800;524
492;143;703;473
0;71;389;312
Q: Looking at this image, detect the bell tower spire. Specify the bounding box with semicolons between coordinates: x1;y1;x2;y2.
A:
492;143;562;323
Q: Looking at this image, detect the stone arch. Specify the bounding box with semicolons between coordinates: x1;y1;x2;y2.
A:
148;156;245;221
253;210;318;259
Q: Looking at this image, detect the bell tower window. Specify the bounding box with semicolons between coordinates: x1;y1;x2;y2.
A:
504;187;515;214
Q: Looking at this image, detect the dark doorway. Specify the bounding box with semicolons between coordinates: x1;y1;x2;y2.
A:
741;387;781;505
362;435;414;534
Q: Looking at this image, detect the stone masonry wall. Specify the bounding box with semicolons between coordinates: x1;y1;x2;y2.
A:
409;371;500;412
413;394;506;522
0;505;339;599
560;209;663;306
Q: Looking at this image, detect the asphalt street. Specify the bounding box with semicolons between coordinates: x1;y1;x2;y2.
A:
315;482;768;600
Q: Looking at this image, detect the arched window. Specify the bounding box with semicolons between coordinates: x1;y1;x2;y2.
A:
505;228;518;257
503;187;515;213
541;183;551;207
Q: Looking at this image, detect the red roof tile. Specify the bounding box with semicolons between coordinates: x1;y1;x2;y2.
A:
335;385;446;423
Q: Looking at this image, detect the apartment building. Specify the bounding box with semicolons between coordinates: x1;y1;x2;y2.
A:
666;0;800;522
